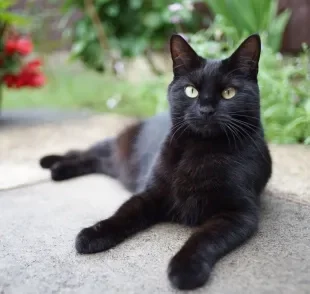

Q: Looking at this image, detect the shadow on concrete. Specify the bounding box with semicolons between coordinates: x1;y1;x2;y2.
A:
0;108;93;129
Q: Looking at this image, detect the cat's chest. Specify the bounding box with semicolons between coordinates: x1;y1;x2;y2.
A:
168;150;230;224
161;139;232;193
174;150;227;184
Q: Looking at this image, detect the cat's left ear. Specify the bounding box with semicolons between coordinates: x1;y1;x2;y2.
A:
170;34;203;76
228;34;261;78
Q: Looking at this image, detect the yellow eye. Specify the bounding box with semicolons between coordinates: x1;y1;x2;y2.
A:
222;87;236;99
185;86;199;98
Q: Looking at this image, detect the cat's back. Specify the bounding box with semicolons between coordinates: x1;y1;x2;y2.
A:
135;112;171;158
129;112;171;192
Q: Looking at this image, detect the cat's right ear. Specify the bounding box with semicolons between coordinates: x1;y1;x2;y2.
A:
227;34;261;78
170;34;203;76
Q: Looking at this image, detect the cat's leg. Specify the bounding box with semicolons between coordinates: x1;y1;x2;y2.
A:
168;205;258;290
39;138;117;181
49;155;117;181
75;189;168;254
40;151;81;169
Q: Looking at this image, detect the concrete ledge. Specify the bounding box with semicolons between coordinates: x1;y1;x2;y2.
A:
0;176;309;293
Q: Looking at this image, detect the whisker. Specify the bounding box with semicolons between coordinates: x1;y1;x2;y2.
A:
170;121;188;144
227;121;267;162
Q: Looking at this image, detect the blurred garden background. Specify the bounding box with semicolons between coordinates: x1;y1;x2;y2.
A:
1;0;309;144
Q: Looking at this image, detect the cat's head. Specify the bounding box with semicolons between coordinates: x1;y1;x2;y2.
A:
168;34;261;138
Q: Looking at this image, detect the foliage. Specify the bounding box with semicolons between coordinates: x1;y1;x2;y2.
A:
0;1;45;89
4;32;310;145
61;0;202;72
3;67;169;116
204;0;291;52
3;0;308;144
189;18;310;144
0;0;28;26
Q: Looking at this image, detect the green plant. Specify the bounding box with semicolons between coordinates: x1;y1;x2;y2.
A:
204;0;291;52
61;0;202;73
259;46;310;144
3;67;169;117
0;0;45;109
188;19;310;144
0;0;28;26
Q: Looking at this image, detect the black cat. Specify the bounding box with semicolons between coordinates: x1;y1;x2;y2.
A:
40;34;272;290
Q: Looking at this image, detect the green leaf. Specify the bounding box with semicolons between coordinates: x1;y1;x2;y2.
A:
304;137;310;145
105;3;120;17
305;99;310;114
97;0;112;4
71;41;87;56
0;11;29;25
0;0;16;10
267;9;291;52
143;12;162;29
129;0;143;9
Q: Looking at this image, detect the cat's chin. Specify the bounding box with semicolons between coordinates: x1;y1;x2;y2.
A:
190;127;221;138
186;119;222;138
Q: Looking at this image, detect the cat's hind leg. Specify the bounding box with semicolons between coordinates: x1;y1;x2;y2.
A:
39;138;117;181
40;150;81;169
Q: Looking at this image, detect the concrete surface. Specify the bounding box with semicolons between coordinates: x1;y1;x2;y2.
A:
1;177;310;294
1;113;310;293
0;114;136;189
0;109;92;128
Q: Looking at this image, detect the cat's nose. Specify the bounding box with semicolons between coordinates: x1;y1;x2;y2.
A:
199;106;215;116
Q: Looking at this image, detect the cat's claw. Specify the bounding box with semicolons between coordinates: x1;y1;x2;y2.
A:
168;254;211;290
75;226;115;254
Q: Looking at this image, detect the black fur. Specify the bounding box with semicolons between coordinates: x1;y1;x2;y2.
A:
40;34;272;290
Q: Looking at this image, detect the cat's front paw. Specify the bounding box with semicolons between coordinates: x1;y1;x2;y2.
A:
75;224;116;254
168;253;211;290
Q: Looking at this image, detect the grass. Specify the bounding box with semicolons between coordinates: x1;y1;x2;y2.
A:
190;24;310;144
3;68;170;118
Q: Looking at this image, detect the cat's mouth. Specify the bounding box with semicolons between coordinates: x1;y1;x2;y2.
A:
185;114;222;136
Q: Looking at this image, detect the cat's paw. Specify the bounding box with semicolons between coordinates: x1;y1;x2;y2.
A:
39;155;64;169
75;225;115;254
168;253;211;290
40;155;77;181
50;161;76;181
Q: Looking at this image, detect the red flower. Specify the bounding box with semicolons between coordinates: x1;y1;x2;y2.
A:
4;37;33;56
3;75;14;88
4;39;18;55
2;50;45;88
16;37;33;56
29;73;46;87
3;65;46;88
27;59;43;70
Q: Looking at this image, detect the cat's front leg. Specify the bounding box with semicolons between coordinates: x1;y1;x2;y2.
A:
75;189;168;254
168;207;258;290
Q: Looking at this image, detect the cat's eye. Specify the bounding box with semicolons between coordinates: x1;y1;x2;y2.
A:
222;87;236;99
185;86;199;98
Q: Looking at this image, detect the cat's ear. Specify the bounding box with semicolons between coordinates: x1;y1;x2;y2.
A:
228;34;261;77
170;34;203;76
